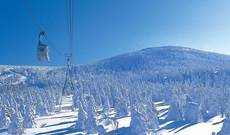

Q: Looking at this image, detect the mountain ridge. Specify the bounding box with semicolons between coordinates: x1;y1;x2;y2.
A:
1;46;230;83
82;46;230;73
1;46;230;69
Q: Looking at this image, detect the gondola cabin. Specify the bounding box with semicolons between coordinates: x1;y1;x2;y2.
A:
37;32;50;62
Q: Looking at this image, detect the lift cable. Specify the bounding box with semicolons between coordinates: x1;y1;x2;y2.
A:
65;0;74;61
61;0;76;96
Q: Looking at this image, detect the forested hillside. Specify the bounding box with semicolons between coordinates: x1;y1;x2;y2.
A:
1;46;230;135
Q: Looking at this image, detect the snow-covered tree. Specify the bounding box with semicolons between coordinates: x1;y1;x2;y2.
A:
85;95;98;134
23;96;36;128
97;125;106;135
8;109;24;135
0;105;7;128
75;101;87;130
16;96;25;117
103;95;111;113
114;96;129;118
183;101;201;123
218;119;230;135
45;91;56;113
130;107;148;135
142;104;159;131
140;92;159;130
35;94;48;116
167;102;183;121
166;87;186;121
218;100;230;135
72;91;78;110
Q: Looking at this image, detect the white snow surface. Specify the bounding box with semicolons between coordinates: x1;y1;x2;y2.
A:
0;98;222;135
158;116;224;135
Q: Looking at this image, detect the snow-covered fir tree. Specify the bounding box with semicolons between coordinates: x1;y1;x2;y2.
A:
130;107;148;135
218;119;230;135
103;95;111;113
218;99;230;135
85;95;98;134
166;89;185;121
8;108;24;135
97;125;106;135
23;96;36;128
72;91;79;110
183;96;201;123
0;104;7;128
140;92;159;131
44;90;56;113
75;101;87;130
16;96;25;118
114;96;129;118
35;94;48;116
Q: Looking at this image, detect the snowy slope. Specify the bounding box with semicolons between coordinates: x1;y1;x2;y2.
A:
21;98;224;135
1;46;230;135
86;46;230;72
2;46;230;85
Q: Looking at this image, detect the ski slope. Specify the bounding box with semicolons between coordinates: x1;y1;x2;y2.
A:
16;97;224;135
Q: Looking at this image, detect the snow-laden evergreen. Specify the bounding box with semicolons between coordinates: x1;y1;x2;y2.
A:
114;96;129;118
23;96;36;128
0;104;7;128
35;95;48;116
97;125;106;135
218;99;230;135
85;95;98;134
8;109;23;135
130;106;148;135
183;101;201;123
103;95;111;113
141;100;159;131
218;120;230;135
75;101;87;130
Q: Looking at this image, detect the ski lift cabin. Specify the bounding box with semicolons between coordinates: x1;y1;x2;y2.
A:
37;32;50;62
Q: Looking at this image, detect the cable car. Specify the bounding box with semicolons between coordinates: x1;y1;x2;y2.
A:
37;31;50;62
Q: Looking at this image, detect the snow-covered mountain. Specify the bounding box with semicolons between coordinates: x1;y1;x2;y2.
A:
1;46;230;135
2;46;230;85
85;46;230;72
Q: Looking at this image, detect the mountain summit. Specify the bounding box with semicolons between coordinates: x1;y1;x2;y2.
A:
88;46;230;72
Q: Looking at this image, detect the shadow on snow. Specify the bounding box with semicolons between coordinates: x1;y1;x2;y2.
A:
107;127;131;135
35;126;83;135
0;128;7;134
158;120;195;134
44;120;77;128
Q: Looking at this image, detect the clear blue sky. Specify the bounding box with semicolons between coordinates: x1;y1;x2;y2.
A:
1;0;230;66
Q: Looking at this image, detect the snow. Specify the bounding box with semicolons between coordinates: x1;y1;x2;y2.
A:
24;95;78;135
117;117;131;128
0;89;225;135
21;99;225;135
156;105;170;112
23;96;131;135
12;75;27;85
25;111;77;135
1;46;230;135
0;70;27;85
158;116;224;135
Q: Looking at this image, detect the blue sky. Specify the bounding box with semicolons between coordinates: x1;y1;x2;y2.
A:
1;0;230;66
